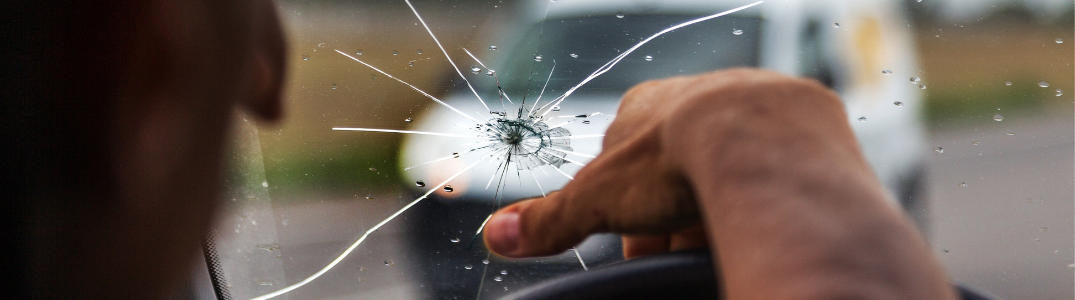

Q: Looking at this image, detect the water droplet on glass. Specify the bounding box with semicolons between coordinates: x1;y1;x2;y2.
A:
301;53;310;61
408;62;414;67
465;265;473;270
385;261;394;266
330;84;337;90
391;50;399;55
552;106;561;111
254;280;275;286
257;243;281;251
832;23;840;28
919;84;927;90
910;76;921;84
858;116;867;122
486;70;496;76
1056;38;1064;44
1004;81;1012;86
971;141;980;145
416;49;423;54
365;195;374;200
894;101;904;107
959;182;966;187
1006;132;1015;136
942;249;949;254
489;45;498;51
443;185;454;193
358;277;366;282
415;180;426;187
370;74;376;79
450;238;460;243
994;113;1003;121
616;13;624;18
934;147;944;153
534;55;543;62
471;66;481;74
494;276;503;282
500;270;508;275
1068;263;1074;268
369;167;378;172
482;259;490;265
1038;81;1049;88
262;181;269;187
405;117;413;123
1056;89;1063;96
359;267;368;271
881;69;893;75
582;120;591;124
1040;226;1049;232
732;28;743;35
355;49;363;55
644;55;653;61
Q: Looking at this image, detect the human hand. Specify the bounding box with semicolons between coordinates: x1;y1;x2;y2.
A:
483;68;857;258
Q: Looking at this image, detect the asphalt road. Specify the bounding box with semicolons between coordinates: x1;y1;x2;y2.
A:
926;114;1074;300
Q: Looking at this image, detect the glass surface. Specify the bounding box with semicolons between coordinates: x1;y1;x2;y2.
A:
205;1;1074;300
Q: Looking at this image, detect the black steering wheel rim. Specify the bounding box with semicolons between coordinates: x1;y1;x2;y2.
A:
499;249;996;300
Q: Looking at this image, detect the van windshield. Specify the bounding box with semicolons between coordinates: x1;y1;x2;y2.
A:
493;14;761;97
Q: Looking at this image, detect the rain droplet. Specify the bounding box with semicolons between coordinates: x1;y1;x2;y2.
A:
1056;89;1063;96
482;259;490;265
959;182;966;187
644;55;653;61
355;49;363;55
486;70;496;76
832;23;840;28
471;66;481;74
534;55;543;62
416;180;426;187
1056;38;1064;44
262;181;269;187
369;167;378;172
465;265;473;270
993;113;1003;121
500;270;508;275
934;147;944;153
1006;132;1015;136
894;101;904;107
616;13;624;18
370;74;376;79
443;185;454;193
331;84;337;90
582;120;591;124
857;116;867;122
385;261;394;266
416;49;423;54
494;276;503;282
971;141;980;146
450;238;460;243
570;53;578;58
1038;81;1049;88
301;53;310;61
359;267;368;271
732;28;744;35
489;45;498;51
917;0;922;2
1040;226;1049;232
365;195;374;200
391;50;399;56
552;106;561;111
408;62;414;67
881;69;893;75
317;43;325;48
358;277;366;282
1068;263;1074;268
910;76;921;84
1005;81;1012;86
254;280;275;286
405;117;413;123
919;85;927;90
942;249;949;254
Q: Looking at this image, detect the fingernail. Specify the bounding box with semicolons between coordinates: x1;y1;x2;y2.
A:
486;211;521;256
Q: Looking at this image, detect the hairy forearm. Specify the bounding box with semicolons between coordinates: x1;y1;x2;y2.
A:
667;79;955;300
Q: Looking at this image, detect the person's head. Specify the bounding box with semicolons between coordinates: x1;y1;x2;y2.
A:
10;0;286;298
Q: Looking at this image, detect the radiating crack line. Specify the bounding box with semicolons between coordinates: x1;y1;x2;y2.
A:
332;127;484;138
335;50;484;124
404;0;490;112
250;151;498;300
537;1;765;117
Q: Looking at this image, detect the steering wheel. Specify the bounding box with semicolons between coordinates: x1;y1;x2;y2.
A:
500;250;996;300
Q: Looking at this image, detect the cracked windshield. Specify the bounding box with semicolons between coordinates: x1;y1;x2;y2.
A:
200;0;1073;299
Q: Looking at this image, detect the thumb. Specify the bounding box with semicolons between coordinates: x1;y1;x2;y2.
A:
483;190;604;258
